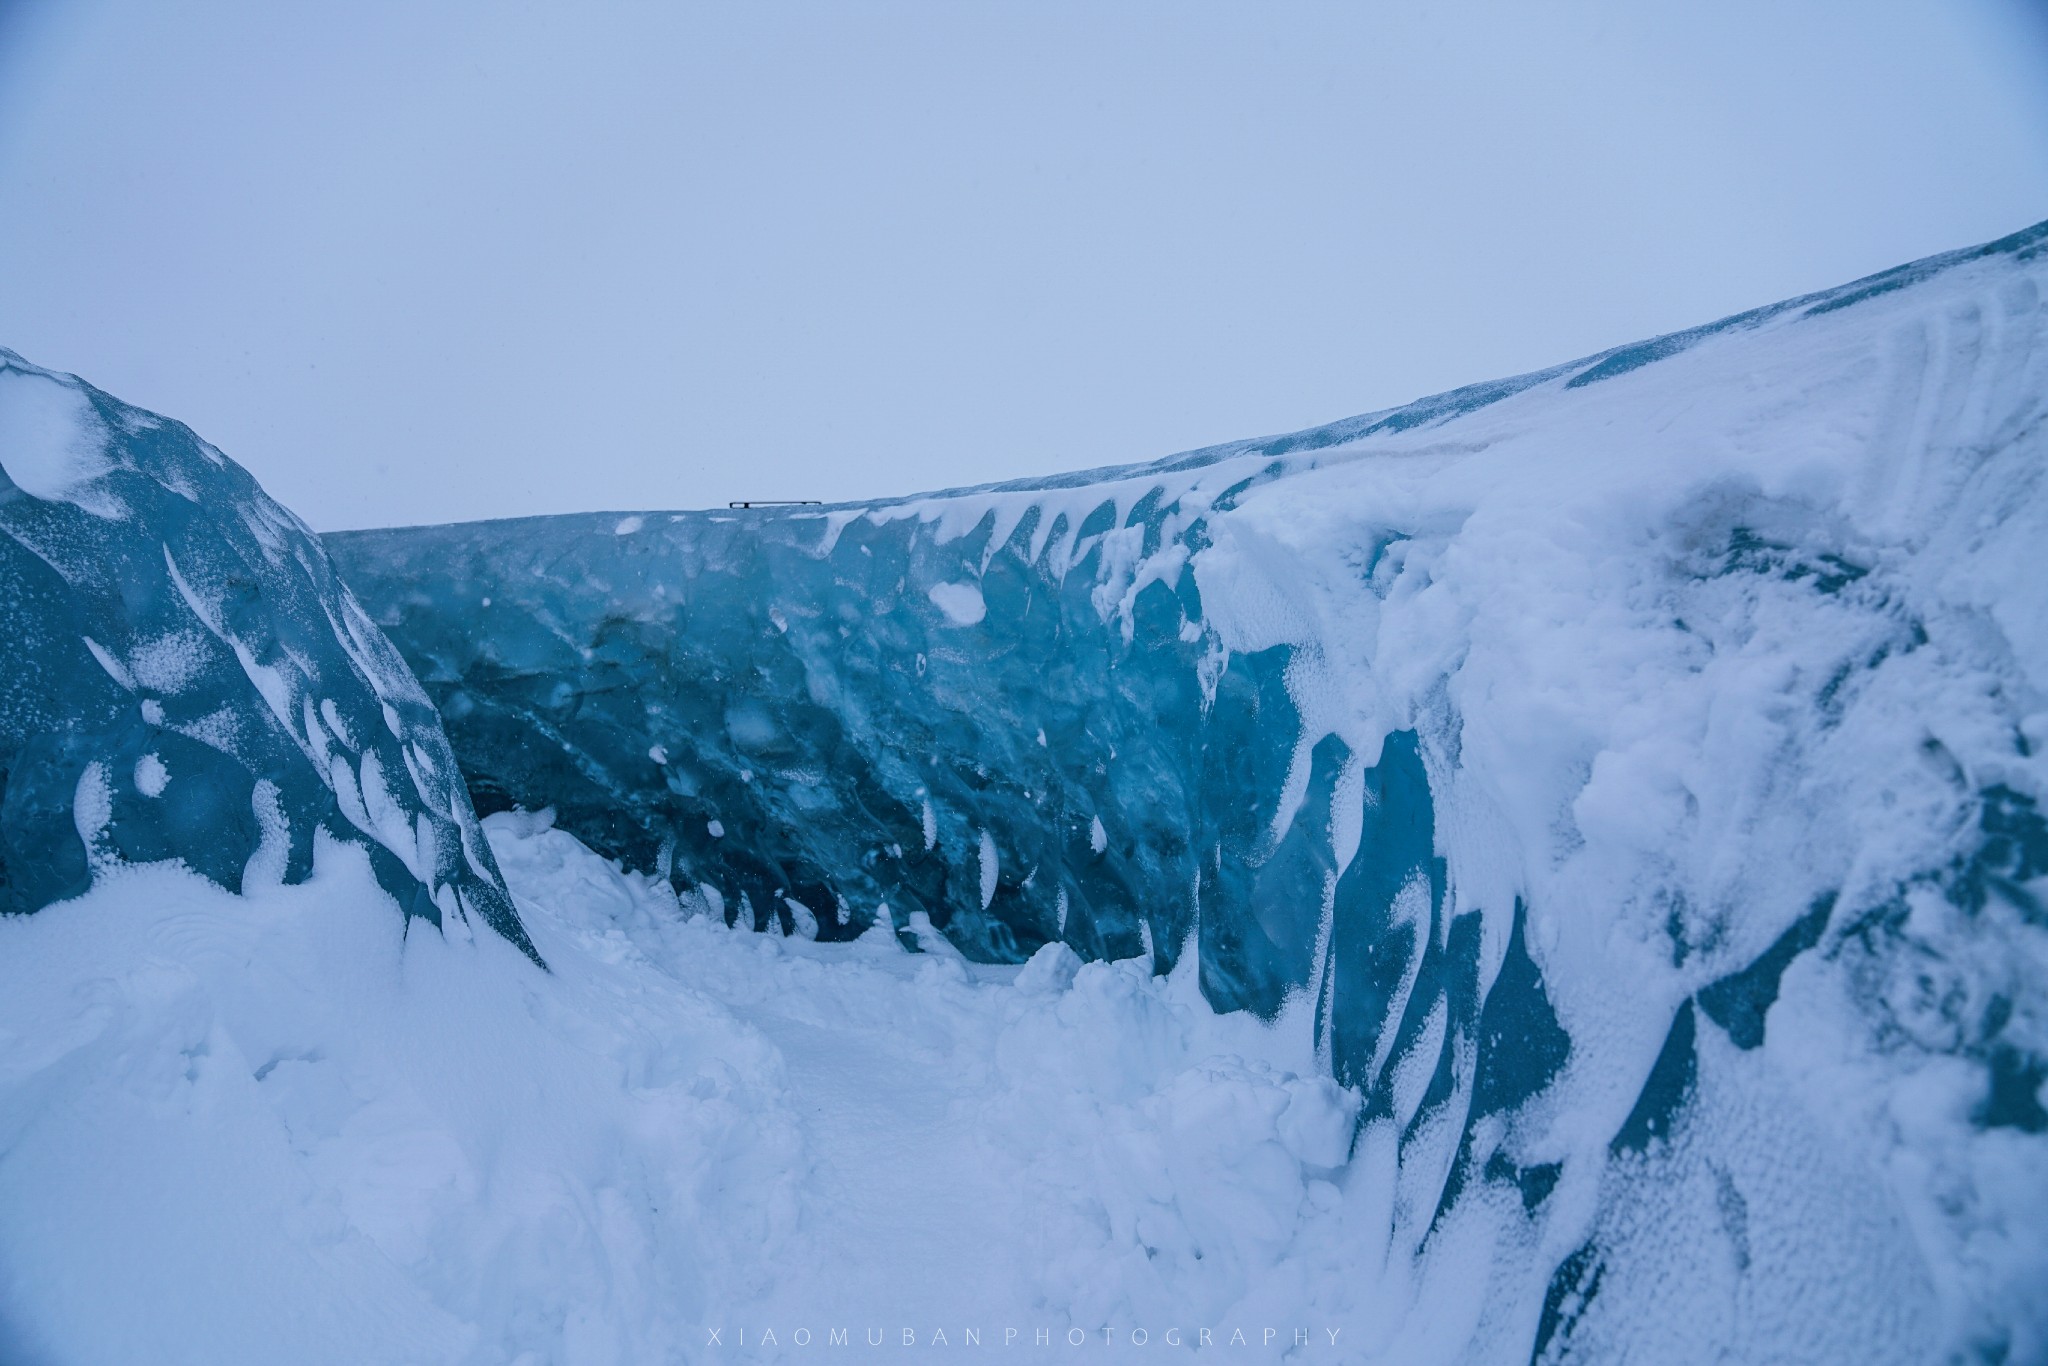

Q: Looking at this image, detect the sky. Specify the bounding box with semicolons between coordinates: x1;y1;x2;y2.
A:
1;2;2046;530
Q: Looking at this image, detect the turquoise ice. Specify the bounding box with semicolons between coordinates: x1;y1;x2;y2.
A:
0;350;539;963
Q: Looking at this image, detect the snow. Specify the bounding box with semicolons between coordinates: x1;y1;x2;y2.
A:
132;752;169;797
0;366;113;508
0;817;1369;1364
978;827;999;909
926;578;987;625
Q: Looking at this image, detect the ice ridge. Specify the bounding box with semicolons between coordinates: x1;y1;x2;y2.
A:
0;350;541;965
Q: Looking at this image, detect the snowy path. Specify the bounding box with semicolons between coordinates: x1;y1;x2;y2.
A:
719;959;1022;1324
0;812;1368;1364
487;815;1369;1360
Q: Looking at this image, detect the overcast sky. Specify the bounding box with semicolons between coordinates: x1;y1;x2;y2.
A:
2;1;2046;529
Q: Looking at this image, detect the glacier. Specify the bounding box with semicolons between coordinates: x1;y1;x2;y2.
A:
329;221;2048;1361
0;220;2041;1365
0;349;539;962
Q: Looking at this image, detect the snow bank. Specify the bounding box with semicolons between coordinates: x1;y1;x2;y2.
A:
0;826;801;1364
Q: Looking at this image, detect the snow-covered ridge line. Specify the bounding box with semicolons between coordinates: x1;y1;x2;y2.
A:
363;216;2048;525
332;222;2048;1357
0;348;541;963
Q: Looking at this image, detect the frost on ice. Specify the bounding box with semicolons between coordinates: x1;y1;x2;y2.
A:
0;349;539;963
328;222;2048;1361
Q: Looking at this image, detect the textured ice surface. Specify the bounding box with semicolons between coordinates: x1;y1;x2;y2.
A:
331;222;2048;1360
0;350;538;962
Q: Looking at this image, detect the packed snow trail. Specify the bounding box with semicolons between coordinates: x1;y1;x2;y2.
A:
710;951;1028;1326
487;811;1365;1359
0;814;1364;1363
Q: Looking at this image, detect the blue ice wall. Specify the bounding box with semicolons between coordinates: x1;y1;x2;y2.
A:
329;220;2048;1362
0;350;539;964
333;492;1559;1146
330;496;1346;1011
327;218;2048;1011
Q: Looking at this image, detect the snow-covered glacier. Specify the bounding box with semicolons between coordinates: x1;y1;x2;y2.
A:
1;222;2043;1366
326;222;2048;1360
0;349;538;962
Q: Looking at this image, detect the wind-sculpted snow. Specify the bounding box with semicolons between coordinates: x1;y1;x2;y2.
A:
333;222;2048;1360
0;350;539;964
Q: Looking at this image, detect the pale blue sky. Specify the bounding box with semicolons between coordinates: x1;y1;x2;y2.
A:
2;1;2046;529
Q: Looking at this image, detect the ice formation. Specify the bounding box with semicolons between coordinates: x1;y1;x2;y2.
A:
327;222;2048;1360
0;221;2043;1364
0;350;538;962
